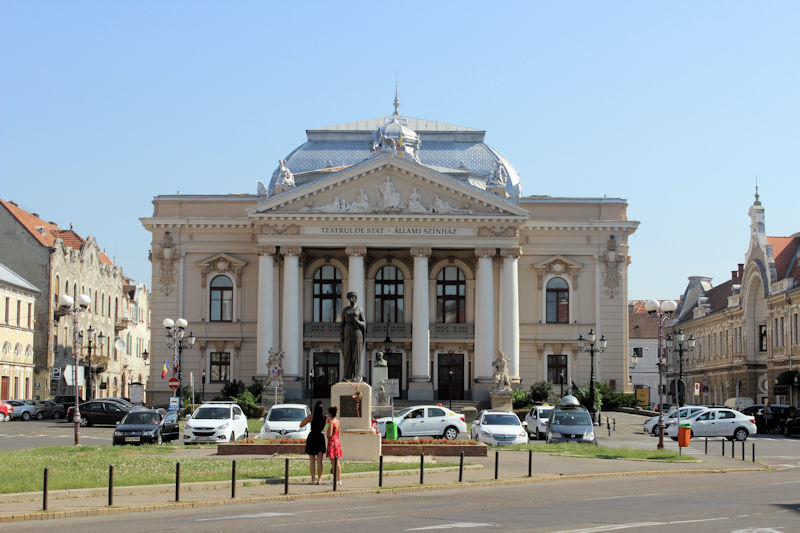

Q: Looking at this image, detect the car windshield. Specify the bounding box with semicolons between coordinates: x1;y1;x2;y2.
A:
483;414;520;426
394;408;413;418
122;411;159;425
268;408;306;422
539;408;553;418
553;410;592;426
193;407;230;420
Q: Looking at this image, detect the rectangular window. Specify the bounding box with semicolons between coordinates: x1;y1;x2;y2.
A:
16;300;20;327
633;347;643;358
759;325;768;352
210;352;231;382
26;303;31;329
4;297;8;324
774;319;779;347
780;317;784;346
547;355;567;385
794;313;798;345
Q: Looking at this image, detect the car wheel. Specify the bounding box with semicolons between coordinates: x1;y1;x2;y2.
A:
36;412;44;420
651;425;658;436
230;432;236;442
52;411;61;419
734;427;749;441
156;433;162;445
22;412;31;421
443;426;459;440
244;429;249;439
80;417;89;427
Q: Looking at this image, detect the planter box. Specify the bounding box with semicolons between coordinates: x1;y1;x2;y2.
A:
218;442;487;457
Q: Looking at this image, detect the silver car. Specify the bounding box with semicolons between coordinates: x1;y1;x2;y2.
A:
545;396;597;445
6;400;45;421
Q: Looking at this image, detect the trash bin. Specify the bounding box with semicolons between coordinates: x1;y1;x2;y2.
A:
678;422;691;447
385;420;398;441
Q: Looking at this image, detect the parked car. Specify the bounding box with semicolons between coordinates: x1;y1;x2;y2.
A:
6;400;45;421
666;407;756;441
724;397;754;410
545;395;597;445
67;399;131;426
375;405;467;440
663;408;711;437
52;395;76;412
471;410;528;445
524;405;554;440
39;400;66;419
740;404;793;434
113;409;179;445
0;402;13;421
183;401;249;444
643;406;708;435
259;404;311;440
784;408;800;437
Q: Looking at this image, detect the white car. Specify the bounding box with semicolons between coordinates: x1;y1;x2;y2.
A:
183;401;249;444
666;408;757;441
643;406;707;435
375;405;467;440
259;404;311;440
471;410;529;446
524;405;554;440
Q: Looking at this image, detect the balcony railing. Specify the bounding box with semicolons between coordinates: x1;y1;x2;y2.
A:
303;322;474;339
303;322;340;338
367;322;412;339
430;323;474;339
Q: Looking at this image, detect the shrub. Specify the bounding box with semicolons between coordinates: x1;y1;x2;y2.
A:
573;384;602;413
512;388;532;408
596;383;638;410
529;381;554;403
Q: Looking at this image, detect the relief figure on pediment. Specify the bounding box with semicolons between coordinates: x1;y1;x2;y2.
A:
349;188;373;213
314;196;349;213
431;195;469;214
407;187;429;213
377;177;404;209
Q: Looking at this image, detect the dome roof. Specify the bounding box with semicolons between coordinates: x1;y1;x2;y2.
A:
268;113;522;202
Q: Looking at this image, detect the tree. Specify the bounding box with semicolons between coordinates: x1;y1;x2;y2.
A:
529;381;554;403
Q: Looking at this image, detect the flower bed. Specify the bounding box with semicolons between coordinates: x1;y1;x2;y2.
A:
218;438;487;457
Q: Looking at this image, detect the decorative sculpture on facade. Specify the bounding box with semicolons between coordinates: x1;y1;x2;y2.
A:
407;187;430;213
264;347;285;392
486;161;508;188
377;177;404;209
349;189;372;213
492;350;513;392
272;159;295;194
341;291;366;380
256;180;268;198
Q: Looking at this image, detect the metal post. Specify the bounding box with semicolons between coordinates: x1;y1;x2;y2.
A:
528;449;533;477
752;442;755;462
284;458;290;494
459;452;464;482
704;438;708;455
494;450;499;479
741;441;745;461
333;458;338;491
379;455;384;487
72;309;81;445
43;468;48;511
589;347;596;424
108;465;114;506
613;418;616;431
419;454;424;485
175;462;181;502
722;439;725;456
232;460;237;498
731;439;734;458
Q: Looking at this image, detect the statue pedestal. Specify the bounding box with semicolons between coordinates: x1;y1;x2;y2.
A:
261;385;285;411
330;381;381;461
490;390;513;411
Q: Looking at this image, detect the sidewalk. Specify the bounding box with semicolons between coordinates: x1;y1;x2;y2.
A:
0;411;766;522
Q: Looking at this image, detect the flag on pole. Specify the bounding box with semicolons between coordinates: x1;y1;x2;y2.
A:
161;361;170;379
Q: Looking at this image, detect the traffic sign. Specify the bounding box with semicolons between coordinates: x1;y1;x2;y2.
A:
694;382;700;396
168;377;180;390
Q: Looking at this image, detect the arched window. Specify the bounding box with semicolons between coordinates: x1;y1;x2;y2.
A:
546;277;569;323
375;266;404;322
313;266;342;322
94;290;98;313
436;266;466;323
210;275;233;322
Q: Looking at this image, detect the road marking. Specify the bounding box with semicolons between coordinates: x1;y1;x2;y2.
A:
585;493;663;501
768;480;800;485
406;523;498;531
196;512;295;522
553;516;728;532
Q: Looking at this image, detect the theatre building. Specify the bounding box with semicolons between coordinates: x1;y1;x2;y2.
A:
142;108;639;405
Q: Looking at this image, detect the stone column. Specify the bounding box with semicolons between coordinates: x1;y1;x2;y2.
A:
474;248;496;382
501;248;521;379
281;246;302;379
409;247;432;400
256;247;276;377
346;246;367;376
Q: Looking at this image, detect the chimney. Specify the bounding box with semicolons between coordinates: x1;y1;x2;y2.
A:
738;263;744;280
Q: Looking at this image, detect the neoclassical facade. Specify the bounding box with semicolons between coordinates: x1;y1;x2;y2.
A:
672;193;800;406
143;110;638;405
0;263;39;400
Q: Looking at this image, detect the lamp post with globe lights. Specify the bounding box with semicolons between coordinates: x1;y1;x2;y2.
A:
58;293;91;445
79;326;104;400
666;330;695;407
163;318;195;408
644;299;678;449
578;329;606;424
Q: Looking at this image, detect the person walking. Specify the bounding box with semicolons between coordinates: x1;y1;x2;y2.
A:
301;401;326;485
326;406;343;486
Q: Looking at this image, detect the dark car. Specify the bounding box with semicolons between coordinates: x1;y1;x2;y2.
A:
67;399;131;426
113;409;180;445
39;400;66;419
52;395;76;412
784;408;800;437
740;404;793;433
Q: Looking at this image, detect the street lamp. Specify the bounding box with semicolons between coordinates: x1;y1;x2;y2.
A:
163;318;195;408
559;369;565;398
578;329;607;424
383;335;392;358
201;368;206;403
447;368;455;410
666;330;695;407
78;326;105;400
644;299;678;450
58;293;91;445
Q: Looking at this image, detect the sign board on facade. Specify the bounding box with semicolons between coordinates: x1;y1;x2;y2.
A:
635;387;649;407
52;367;61;380
168;396;180;411
303;226;476;237
694;382;700;396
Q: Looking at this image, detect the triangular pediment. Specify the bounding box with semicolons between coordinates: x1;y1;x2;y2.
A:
247;155;528;219
195;253;248;288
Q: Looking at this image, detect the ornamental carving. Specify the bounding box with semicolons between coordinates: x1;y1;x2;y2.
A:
532;255;583;290
602;235;626;299
196;253;249;288
478;226;518;238
260;224;300;236
157;232;177;296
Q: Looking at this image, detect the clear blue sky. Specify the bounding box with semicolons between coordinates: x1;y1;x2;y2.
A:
2;2;798;300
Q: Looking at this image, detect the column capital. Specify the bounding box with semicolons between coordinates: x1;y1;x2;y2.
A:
280;246;302;257
345;246;367;257
256;246;277;256
475;248;496;259
410;247;432;258
499;247;522;259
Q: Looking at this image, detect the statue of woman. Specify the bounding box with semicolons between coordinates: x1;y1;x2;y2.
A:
341;291;366;380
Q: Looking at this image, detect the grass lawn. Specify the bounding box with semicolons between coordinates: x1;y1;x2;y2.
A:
0;445;454;494
487;442;695;462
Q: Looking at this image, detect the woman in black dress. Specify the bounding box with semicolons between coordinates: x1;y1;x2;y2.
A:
301;401;326;485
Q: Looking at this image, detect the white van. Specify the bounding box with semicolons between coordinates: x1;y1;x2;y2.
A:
724;397;754;410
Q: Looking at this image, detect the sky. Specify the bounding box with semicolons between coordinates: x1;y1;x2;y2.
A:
1;1;798;301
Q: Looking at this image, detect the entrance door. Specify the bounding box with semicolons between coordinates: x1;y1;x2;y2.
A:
387;353;403;398
1;376;8;400
437;353;464;401
313;352;340;399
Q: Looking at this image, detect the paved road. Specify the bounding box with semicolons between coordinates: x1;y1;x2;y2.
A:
0;419;115;449
2;469;797;532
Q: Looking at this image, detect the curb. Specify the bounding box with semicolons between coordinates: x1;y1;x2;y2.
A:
0;465;767;523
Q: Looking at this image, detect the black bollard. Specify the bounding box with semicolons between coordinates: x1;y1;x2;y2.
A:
379;455;384;487
108;465;114;507
722;439;725;456
613;418;616;431
175;462;181;502
458;452;464;482
752;442;755;463
420;454;424;485
494;451;499;480
43;467;48;511
528;449;533;477
704;438;708;455
285;458;290;495
741;441;745;461
731;439;734;458
333;457;339;491
232;460;237;499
